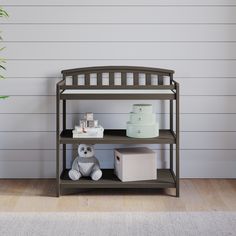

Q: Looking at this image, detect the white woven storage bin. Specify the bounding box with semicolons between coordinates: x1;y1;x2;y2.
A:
114;147;157;182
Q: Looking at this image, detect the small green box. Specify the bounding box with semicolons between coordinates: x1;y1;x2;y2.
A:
126;122;159;138
129;112;155;124
132;104;153;114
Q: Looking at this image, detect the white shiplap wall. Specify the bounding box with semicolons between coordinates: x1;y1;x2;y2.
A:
0;0;236;178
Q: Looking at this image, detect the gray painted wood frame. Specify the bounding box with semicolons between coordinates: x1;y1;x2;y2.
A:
56;66;179;197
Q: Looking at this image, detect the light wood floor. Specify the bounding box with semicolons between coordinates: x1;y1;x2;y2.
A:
0;179;236;212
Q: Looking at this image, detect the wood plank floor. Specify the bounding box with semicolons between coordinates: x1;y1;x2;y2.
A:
0;179;235;212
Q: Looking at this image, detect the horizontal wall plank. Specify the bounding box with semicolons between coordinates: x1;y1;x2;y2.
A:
0;96;56;114
4;60;236;78
180;150;236;178
0;114;170;131
0;149;235;178
179;78;236;95
0;150;56;161
0;149;168;165
1;77;236;96
2;25;236;42
1;96;236;114
0;132;236;149
3;6;236;24
180;114;236;131
0;132;55;150
3;42;236;60
2;0;236;6
0;132;168;149
0;161;56;178
0;98;170;114
181;96;236;114
0;78;58;96
181;132;236;150
0;114;58;132
1;149;236;162
0;113;236;132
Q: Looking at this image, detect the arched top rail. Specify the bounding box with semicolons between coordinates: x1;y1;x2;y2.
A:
59;66;175;90
61;66;174;76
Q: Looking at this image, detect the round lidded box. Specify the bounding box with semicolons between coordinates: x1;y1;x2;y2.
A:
132;104;153;114
129;112;155;124
126;104;159;138
126;122;159;138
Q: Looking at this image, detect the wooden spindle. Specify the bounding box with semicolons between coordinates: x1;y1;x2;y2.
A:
134;72;139;86
72;75;78;85
85;73;90;86
97;73;102;87
146;73;151;85
158;75;164;85
109;72;114;86
170;73;173;84
121;72;126;86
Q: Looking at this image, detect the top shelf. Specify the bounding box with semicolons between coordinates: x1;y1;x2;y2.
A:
57;66;178;100
59;87;176;100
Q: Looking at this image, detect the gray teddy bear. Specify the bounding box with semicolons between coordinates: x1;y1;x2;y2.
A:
69;144;102;181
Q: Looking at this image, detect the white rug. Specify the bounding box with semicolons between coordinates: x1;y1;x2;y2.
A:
0;212;235;236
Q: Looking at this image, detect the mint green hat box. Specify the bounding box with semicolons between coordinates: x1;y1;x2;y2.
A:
129;112;155;124
126;104;159;138
126;122;159;138
132;104;153;114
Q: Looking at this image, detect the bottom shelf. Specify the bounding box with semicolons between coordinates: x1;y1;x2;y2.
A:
60;169;176;189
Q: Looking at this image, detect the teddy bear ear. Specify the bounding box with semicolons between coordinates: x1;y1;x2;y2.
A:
78;144;84;149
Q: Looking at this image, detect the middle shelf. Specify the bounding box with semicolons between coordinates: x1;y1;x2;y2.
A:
60;129;176;144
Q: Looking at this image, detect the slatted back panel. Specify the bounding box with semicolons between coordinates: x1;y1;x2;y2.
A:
62;66;174;88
